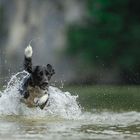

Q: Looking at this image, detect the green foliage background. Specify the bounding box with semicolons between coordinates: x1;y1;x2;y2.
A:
67;0;140;84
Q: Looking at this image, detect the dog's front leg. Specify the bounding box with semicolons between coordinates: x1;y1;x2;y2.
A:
34;94;49;109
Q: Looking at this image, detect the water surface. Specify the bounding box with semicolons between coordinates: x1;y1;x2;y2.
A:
0;72;140;140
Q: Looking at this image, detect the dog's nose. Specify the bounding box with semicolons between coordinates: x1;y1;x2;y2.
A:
43;81;48;85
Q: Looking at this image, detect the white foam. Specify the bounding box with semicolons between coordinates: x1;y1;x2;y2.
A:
0;71;81;119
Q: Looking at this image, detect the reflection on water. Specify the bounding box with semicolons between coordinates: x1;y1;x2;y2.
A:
0;72;140;140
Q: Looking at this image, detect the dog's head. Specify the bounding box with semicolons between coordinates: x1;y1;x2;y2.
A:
31;64;55;89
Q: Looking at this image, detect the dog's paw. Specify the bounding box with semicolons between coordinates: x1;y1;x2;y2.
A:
25;45;33;58
34;94;49;109
37;94;49;105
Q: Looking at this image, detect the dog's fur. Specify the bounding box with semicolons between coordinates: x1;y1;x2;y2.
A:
20;45;55;109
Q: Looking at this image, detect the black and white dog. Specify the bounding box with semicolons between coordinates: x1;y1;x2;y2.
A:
20;45;55;109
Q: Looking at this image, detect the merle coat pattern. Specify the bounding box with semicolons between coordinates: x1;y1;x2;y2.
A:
20;45;55;109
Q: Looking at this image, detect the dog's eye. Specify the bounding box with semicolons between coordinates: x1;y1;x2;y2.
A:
48;75;51;80
39;72;43;76
45;71;49;75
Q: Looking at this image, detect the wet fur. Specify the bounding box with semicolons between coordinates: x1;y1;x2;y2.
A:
21;86;47;108
21;45;55;109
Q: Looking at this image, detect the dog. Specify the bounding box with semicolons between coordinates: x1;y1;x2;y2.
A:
20;45;55;109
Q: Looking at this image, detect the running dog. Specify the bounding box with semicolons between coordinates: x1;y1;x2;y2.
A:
20;45;55;109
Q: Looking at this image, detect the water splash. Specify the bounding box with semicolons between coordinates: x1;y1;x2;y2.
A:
0;71;81;119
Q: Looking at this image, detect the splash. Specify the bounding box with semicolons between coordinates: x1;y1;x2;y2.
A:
0;71;81;119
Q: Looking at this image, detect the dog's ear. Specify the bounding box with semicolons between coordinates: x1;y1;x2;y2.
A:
47;64;55;76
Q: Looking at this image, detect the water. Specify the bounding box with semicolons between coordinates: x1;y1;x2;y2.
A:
0;72;140;140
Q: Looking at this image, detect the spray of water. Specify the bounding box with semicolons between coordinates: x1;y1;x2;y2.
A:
0;71;82;119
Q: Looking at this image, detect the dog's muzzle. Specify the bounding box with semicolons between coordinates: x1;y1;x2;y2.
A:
40;82;49;90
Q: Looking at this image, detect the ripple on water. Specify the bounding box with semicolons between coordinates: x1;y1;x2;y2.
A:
0;71;140;140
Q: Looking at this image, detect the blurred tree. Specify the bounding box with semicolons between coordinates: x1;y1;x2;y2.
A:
67;0;140;84
0;5;7;44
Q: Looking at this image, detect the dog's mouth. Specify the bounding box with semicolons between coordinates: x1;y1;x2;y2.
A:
40;83;48;90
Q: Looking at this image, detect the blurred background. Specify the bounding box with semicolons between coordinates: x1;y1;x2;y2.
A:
0;0;140;86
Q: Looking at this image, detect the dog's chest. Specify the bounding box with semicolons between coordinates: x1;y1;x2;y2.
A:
25;86;47;107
